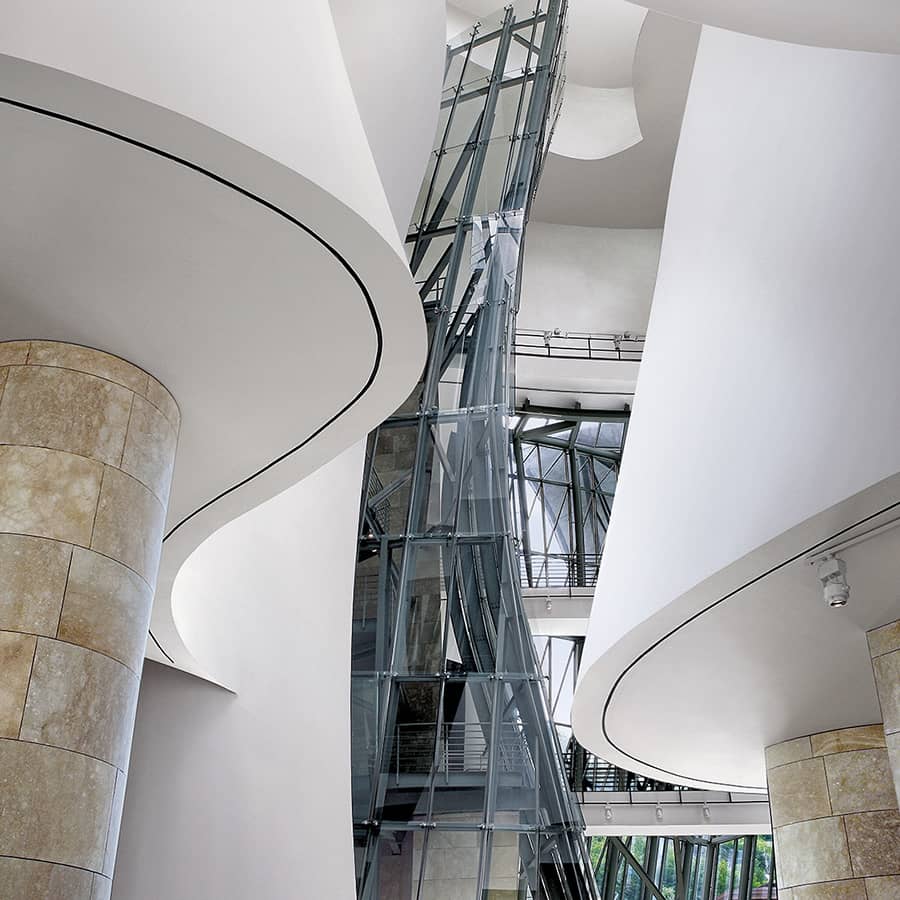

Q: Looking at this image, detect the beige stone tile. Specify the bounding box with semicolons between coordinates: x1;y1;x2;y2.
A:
766;736;812;769
0;341;30;365
789;881;867;899
811;724;887;755
778;889;793;900
887;732;900;808
20;638;139;769
91;467;165;583
146;374;180;430
0;737;115;870
421;879;478;900
488;843;520;878
0;366;132;465
825;748;897;815
869;620;900;658
28;341;149;396
422;845;479;881
768;757;831;827
866;875;900;899
874;651;900;736
845;809;900;877
0;366;7;404
103;768;127;876
120;394;177;503
776;817;852;887
0;533;71;636
428;829;479;849
91;874;112;900
59;547;152;673
0;631;36;737
0;857;94;899
0;445;102;545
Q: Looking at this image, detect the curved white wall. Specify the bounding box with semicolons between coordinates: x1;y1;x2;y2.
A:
520;223;661;334
113;444;364;900
330;0;444;233
574;27;900;786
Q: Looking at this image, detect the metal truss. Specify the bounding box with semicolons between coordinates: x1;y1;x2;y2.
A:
350;3;597;899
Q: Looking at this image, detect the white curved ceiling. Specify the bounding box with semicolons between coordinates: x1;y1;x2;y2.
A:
566;0;648;87
628;0;900;54
0;52;426;677
534;12;700;226
551;86;643;161
574;484;900;791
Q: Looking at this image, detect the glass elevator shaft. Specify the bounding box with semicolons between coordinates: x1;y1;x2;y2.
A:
351;3;596;898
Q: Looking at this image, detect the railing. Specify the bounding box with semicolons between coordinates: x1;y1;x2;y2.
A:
564;747;680;792
519;551;602;589
415;275;644;367
392;722;530;778
514;329;644;362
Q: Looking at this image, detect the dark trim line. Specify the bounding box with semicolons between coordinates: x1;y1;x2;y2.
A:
1;96;385;665
600;497;900;791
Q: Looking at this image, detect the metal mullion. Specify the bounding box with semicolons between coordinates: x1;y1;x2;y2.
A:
513;435;534;586
737;836;754;900
520;421;580;441
475;606;509;896
674;838;687;900
500;5;540;204
411;22;477;265
703;843;717;900
688;843;701;900
728;839;738;899
417;242;453;300
568;446;586;586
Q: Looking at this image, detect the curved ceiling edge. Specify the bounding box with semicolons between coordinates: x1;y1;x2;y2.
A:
0;96;384;668
598;496;900;791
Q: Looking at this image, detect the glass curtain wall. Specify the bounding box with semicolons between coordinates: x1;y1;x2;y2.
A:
510;411;627;590
351;3;597;899
590;835;778;900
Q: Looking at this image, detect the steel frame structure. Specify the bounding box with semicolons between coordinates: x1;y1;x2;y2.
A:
511;408;627;589
590;834;777;900
351;3;597;898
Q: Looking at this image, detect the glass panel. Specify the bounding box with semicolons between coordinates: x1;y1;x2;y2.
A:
377;680;442;824
752;835;777;896
430;678;492;825
392;543;446;675
355;829;420;900
483;829;532;898
715;841;735;898
370;424;418;536
598;421;625;448
351;675;381;823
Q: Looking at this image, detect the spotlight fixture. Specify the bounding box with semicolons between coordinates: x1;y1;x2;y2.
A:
818;555;850;608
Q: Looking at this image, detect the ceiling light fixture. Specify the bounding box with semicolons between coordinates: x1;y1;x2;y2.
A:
817;555;850;608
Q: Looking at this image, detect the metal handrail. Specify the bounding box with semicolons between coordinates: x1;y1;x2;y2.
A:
564;745;682;793
392;722;530;777
514;328;644;362
519;551;602;589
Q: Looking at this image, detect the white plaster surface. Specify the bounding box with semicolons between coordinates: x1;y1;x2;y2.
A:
113;444;364;900
574;27;900;789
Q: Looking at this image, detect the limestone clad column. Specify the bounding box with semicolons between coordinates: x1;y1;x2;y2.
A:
765;724;900;899
0;341;178;899
869;619;900;806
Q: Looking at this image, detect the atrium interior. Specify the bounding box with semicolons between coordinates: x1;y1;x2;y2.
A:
0;1;899;898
